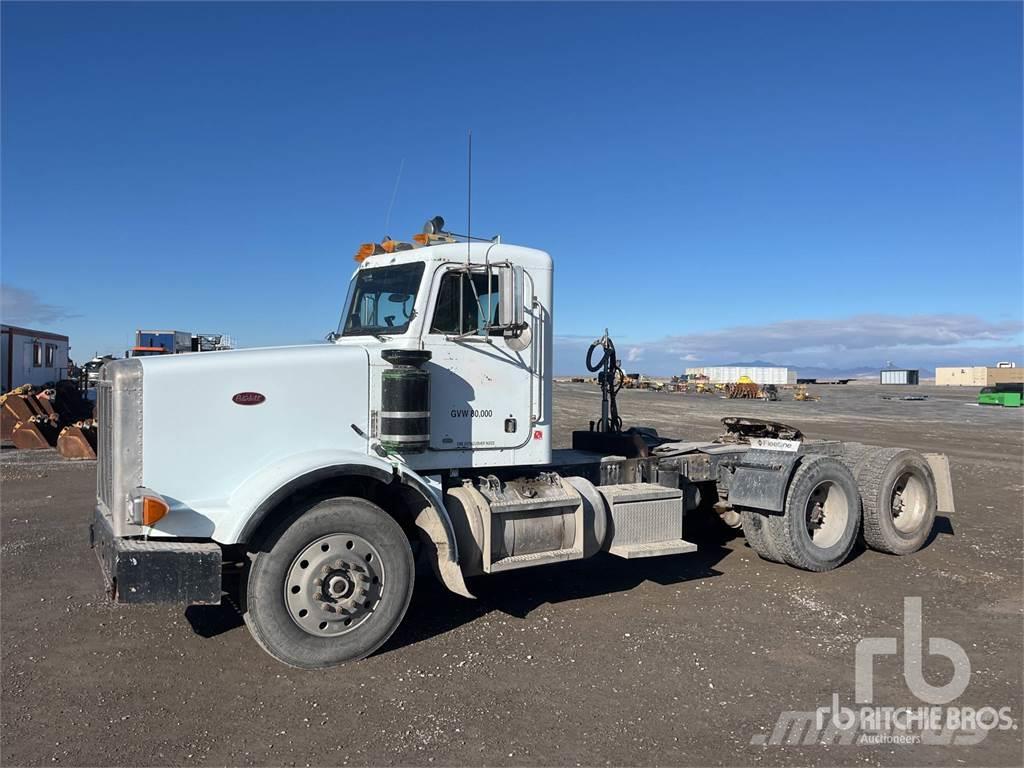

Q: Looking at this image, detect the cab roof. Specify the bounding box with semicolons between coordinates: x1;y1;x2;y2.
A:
357;241;552;272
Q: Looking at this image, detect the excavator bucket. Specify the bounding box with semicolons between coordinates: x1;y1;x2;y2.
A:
11;417;60;450
3;384;94;454
57;421;98;460
34;389;59;419
2;389;53;441
1;406;16;441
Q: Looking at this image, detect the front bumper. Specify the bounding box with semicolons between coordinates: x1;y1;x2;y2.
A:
90;506;222;604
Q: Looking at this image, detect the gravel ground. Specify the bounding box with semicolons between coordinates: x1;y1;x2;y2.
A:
1;383;1021;766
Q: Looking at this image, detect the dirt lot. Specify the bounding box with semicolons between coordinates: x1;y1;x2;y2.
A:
2;383;1022;766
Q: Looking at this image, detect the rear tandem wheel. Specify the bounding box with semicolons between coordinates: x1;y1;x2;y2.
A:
764;455;861;572
740;508;784;563
855;448;937;556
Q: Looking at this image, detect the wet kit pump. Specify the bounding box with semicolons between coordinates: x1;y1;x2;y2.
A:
586;331;624;433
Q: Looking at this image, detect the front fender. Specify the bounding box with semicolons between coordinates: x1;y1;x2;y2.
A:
224;450;459;567
227;449;394;544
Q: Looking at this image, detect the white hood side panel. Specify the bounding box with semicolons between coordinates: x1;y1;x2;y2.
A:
139;344;370;539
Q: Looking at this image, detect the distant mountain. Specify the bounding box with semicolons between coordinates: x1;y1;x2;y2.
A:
795;365;879;380
717;360;785;367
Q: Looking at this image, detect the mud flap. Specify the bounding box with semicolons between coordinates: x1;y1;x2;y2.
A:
414;507;474;599
923;453;956;515
726;450;802;513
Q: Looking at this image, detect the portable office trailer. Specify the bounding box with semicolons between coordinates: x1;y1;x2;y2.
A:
986;367;1024;386
935;366;1024;386
880;369;919;385
1;325;70;390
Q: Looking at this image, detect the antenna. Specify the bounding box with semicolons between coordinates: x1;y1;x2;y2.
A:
466;129;472;264
383;157;405;237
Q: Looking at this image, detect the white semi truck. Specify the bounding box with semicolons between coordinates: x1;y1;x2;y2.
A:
91;216;955;668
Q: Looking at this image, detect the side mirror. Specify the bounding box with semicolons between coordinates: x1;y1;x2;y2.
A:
499;265;526;330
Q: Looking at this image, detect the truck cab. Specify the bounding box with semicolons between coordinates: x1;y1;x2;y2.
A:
333;237;553;470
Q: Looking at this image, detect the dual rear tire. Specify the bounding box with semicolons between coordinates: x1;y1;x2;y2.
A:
854;448;937;556
742;449;937;570
762;456;861;572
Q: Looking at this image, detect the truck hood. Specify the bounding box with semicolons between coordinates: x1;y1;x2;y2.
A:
137;343;372;531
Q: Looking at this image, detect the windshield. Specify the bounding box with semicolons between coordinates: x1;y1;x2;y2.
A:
340;262;425;337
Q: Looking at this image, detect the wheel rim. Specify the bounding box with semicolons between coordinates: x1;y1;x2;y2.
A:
285;533;385;637
804;480;850;548
890;471;927;533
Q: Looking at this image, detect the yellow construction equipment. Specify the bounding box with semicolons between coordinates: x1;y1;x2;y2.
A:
793;384;819;402
727;375;761;399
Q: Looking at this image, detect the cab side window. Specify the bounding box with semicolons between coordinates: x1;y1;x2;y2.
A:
430;270;501;335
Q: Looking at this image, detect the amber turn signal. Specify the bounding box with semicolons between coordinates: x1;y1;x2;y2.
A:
142;496;169;526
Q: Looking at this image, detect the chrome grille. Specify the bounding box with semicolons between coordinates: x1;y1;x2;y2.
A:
96;381;113;509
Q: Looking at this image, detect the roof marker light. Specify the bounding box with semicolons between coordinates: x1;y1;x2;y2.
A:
355;243;385;262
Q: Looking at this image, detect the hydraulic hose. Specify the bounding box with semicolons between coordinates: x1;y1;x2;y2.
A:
586;333;623;433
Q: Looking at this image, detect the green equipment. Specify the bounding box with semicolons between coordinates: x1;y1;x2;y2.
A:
978;383;1023;407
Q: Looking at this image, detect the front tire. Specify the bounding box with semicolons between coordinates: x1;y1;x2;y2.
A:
245;496;414;669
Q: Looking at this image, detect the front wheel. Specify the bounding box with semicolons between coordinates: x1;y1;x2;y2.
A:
244;496;414;669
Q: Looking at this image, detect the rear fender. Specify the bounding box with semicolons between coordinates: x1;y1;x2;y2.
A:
726;449;802;513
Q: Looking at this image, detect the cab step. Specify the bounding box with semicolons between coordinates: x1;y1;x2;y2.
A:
489;547;582;572
609;540;698;559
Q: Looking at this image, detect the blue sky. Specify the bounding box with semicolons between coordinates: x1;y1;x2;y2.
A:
2;1;1021;374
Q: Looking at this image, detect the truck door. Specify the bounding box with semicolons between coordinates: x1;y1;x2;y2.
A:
422;264;535;451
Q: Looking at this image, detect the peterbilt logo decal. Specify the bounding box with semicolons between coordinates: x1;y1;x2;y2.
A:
232;392;266;406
